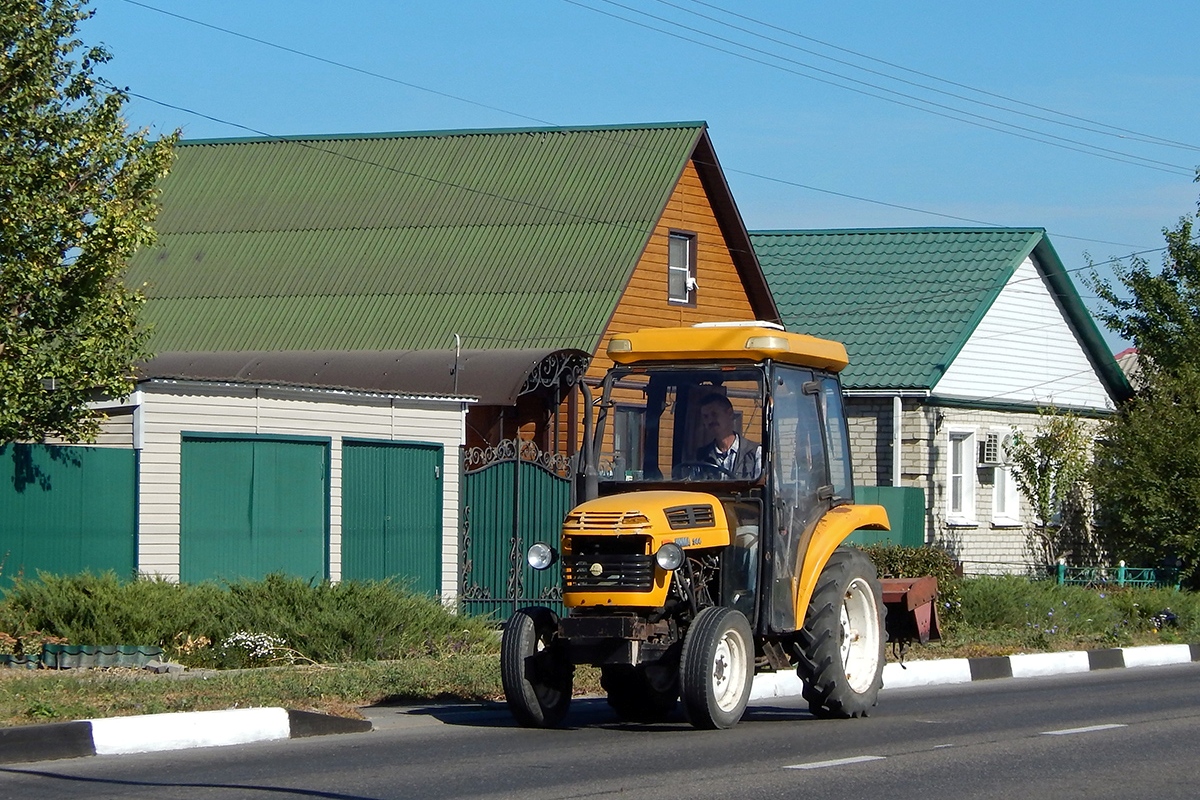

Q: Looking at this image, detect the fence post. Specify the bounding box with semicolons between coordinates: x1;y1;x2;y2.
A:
1056;560;1066;585
1117;560;1126;586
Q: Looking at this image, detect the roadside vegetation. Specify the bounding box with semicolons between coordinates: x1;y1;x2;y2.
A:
0;562;1195;728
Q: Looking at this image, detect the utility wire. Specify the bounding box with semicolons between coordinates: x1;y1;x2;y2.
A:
677;0;1200;153
569;0;1194;176
115;4;1162;250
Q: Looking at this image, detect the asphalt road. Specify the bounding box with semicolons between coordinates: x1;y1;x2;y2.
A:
3;663;1199;800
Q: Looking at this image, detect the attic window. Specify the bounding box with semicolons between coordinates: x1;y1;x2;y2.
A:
668;231;697;305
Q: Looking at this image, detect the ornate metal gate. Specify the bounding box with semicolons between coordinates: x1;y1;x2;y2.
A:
460;439;573;619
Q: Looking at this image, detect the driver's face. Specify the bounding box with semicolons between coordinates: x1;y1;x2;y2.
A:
701;403;734;441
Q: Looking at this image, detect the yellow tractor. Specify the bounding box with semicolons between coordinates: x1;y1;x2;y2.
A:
501;322;892;729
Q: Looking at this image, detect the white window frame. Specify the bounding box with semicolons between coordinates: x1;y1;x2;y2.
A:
667;231;697;305
946;428;976;525
992;465;1021;527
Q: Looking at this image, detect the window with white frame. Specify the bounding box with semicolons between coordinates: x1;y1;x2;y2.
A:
992;465;1021;526
667;231;697;305
991;432;1020;526
947;430;976;523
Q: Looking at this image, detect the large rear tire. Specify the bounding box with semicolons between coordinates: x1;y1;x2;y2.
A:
500;606;573;728
679;606;754;729
601;663;679;723
796;546;886;718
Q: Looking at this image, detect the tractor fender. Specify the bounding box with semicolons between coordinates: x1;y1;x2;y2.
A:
793;504;890;624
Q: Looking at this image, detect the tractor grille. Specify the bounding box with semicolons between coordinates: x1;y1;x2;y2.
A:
664;504;715;529
563;534;655;592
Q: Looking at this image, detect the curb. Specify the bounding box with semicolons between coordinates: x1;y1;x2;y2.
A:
3;643;1198;764
749;642;1200;700
0;707;371;765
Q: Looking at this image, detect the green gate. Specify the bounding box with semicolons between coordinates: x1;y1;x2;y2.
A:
461;440;573;619
341;439;443;595
0;444;136;584
180;434;329;583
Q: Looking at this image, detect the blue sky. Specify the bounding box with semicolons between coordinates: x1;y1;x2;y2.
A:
85;1;1200;353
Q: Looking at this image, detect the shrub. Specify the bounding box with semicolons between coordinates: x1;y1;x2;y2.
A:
0;572;497;666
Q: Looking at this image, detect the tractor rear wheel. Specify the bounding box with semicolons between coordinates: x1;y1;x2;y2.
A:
601;664;679;723
679;606;754;729
796;546;886;718
500;606;573;728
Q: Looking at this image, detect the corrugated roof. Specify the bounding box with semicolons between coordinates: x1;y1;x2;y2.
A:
128;123;708;353
751;228;1129;400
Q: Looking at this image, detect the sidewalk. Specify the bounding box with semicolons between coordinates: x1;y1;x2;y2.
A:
2;642;1198;765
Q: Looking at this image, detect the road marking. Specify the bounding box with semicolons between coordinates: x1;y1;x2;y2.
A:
785;755;887;770
933;744;955;749
1040;724;1128;736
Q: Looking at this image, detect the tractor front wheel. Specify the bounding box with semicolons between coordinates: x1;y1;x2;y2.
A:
679;606;754;729
500;606;573;728
796;546;886;718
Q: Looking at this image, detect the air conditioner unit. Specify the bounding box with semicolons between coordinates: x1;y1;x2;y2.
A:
979;432;1004;467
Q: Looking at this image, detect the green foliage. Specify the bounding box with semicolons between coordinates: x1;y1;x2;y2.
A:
1089;197;1200;586
0;572;497;665
955;575;1200;649
0;0;177;442
1091;367;1200;585
860;544;963;624
1091;213;1200;380
1007;409;1095;565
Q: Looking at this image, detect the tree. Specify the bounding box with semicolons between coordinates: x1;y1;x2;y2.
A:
1;0;176;443
1091;212;1200;381
1090;367;1200;584
1007;409;1094;567
1089;194;1200;585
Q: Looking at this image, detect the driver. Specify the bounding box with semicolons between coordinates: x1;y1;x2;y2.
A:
692;393;761;480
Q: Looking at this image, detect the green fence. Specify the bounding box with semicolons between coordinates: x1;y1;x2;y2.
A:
0;444;136;585
1055;562;1180;589
844;486;927;548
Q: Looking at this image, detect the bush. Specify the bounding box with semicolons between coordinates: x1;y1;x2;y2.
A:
956;575;1200;649
0;572;497;666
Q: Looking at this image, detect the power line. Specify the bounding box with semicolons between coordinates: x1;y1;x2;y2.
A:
677;0;1200;154
115;3;1162;251
568;0;1195;176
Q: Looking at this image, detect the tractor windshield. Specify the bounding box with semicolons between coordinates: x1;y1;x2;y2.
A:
596;366;765;485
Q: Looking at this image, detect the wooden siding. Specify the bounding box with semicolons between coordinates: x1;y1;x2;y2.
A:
589;159;758;384
933;256;1113;411
135;384;465;600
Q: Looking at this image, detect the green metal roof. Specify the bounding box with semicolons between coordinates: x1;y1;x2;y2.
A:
751;227;1130;399
127;123;711;352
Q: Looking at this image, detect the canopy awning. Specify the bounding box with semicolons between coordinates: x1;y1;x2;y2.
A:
140;348;591;405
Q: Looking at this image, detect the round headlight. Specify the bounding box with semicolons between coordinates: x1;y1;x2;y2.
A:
526;542;557;570
655;542;685;571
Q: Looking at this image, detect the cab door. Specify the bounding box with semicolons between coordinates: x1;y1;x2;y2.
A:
764;366;832;632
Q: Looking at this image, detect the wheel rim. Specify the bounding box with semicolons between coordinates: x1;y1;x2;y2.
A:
840;577;882;694
711;626;749;713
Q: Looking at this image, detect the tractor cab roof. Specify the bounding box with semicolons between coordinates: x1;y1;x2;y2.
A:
606;322;849;373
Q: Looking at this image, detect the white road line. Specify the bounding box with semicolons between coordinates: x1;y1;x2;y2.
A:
784;755;887;770
1040;724;1128;736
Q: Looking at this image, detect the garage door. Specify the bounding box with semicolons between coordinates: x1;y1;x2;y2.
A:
180;434;329;583
341;440;442;594
0;444;136;584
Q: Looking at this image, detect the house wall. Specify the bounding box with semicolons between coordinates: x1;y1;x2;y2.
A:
587;158;759;384
134;383;466;601
934;256;1113;411
846;398;1102;577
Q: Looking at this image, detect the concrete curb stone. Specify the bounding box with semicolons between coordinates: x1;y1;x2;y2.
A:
2;642;1198;765
0;707;371;765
